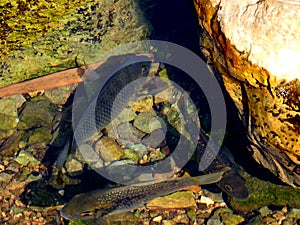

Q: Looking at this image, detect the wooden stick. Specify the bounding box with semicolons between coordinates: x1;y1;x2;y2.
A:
0;54;153;98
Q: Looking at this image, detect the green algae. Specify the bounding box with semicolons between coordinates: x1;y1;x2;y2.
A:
28;127;52;145
17;100;57;129
0;0;151;87
227;170;300;212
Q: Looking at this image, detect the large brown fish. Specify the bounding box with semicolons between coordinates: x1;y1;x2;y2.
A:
60;169;228;221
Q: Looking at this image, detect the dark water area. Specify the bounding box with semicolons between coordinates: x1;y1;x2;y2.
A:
137;0;202;56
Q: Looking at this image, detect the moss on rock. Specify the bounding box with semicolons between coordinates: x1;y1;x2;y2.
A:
28;127;52;145
227;170;300;212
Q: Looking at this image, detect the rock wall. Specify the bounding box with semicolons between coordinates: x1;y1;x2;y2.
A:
193;0;300;187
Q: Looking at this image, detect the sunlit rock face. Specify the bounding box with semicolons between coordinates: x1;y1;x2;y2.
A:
193;0;300;187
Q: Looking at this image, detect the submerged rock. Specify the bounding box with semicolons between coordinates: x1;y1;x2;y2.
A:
147;191;197;209
14;150;40;167
95;136;125;163
44;83;77;105
17;100;57;130
0;95;25;130
28;127;52;145
133;110;163;133
210;208;245;225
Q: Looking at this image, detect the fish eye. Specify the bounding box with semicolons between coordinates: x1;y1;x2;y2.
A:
224;184;233;192
80;211;95;217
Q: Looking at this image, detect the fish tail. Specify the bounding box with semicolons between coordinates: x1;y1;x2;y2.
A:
192;167;231;185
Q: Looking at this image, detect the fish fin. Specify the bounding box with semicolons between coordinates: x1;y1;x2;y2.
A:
195;167;231;185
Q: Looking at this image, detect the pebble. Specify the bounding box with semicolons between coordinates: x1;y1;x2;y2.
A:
142;128;166;148
199;195;215;207
211;208;245;225
259;206;272;217
115;122;145;144
14;150;40;167
162;220;176;225
152;215;163;222
206;218;224;225
286;208;300;219
96;136;125;163
128;143;148;158
0;172;13;183
64;158;84;176
133;110;162;133
77;143;101;164
147;191;197;209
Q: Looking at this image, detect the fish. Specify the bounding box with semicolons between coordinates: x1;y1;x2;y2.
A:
73;57;248;199
177;96;249;200
196;129;249;199
60;169;229;221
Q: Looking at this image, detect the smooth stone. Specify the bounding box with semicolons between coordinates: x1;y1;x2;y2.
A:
115;122;145;145
95;136;124;163
0;131;23;156
104;159;137;183
127;143;148;158
115;107;137;122
152;215;163;223
147;191;196;209
0;95;26;130
199;196;214;207
64;158;84;176
14;150;40;166
133;110;162;133
25;173;42;183
76;144;100;164
154;86;179;105
142;128;166;148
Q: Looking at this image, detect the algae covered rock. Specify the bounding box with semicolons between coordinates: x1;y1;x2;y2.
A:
227;169;300;212
0;95;26;130
0;0;151;87
210;208;245;225
193;0;300;187
28;127;53;145
17;100;57;130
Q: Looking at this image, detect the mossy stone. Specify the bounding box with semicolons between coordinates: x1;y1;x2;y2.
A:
210;208;245;225
17;100;57;130
28;127;53;145
228;169;300;212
